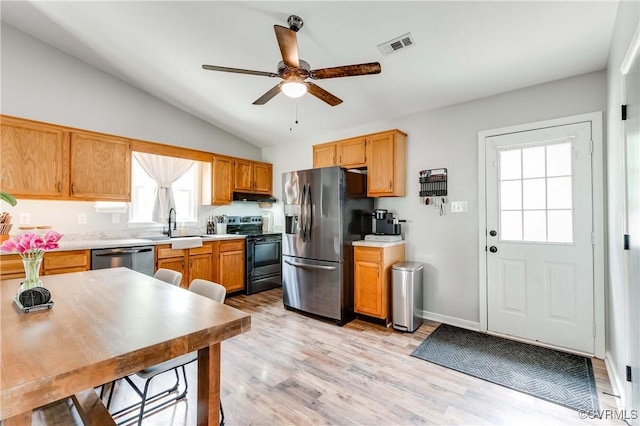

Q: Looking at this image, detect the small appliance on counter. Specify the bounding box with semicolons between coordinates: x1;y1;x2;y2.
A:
365;209;405;242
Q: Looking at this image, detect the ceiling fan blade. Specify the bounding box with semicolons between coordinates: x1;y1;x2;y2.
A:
306;82;342;106
310;62;382;79
252;83;283;105
202;64;278;78
274;25;299;68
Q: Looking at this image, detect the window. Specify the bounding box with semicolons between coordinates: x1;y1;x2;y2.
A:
498;141;574;243
130;156;199;224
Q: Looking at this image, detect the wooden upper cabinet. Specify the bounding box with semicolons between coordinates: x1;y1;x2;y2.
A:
233;159;273;195
210;155;233;205
253;162;272;194
337;137;367;167
0;117;67;199
233;159;253;192
313;143;337;168
70;132;131;201
366;130;406;197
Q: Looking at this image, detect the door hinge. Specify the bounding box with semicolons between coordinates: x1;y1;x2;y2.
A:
590;139;594;153
592;232;596;245
626;365;632;382
624;234;630;250
622;104;627;121
593;323;597;337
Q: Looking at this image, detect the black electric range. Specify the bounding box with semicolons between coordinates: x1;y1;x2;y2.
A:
226;216;282;295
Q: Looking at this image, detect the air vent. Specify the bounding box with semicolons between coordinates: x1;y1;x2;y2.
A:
377;33;415;56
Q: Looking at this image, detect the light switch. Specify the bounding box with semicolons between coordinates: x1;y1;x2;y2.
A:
78;213;87;224
451;201;468;213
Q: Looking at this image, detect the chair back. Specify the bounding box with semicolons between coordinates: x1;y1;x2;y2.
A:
188;279;226;303
154;268;182;286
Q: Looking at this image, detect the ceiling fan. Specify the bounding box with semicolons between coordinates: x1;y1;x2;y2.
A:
202;15;381;106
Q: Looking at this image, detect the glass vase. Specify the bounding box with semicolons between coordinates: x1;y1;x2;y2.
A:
21;256;43;290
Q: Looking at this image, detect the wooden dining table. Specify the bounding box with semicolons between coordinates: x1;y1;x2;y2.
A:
0;267;251;425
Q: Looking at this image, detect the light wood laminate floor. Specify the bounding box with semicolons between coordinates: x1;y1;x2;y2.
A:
34;288;622;425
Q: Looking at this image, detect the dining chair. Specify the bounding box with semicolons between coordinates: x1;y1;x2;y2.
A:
110;279;227;426
153;268;183;286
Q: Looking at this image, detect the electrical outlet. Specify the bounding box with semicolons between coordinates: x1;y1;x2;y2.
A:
78;213;87;224
19;213;31;225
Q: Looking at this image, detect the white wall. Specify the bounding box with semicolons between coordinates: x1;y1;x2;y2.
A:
605;0;640;409
263;70;607;328
0;24;265;236
0;23;259;159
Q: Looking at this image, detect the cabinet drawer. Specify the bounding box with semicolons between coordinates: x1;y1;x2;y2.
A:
354;247;381;262
189;245;213;256
157;245;185;259
219;239;245;252
44;250;90;271
0;254;29;278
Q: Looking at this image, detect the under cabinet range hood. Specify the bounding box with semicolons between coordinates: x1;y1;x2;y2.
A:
233;192;277;203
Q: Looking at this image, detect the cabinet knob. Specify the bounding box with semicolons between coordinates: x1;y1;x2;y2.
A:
71;183;75;194
57;181;62;194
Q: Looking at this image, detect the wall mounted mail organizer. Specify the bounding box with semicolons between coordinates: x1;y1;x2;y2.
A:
419;168;448;196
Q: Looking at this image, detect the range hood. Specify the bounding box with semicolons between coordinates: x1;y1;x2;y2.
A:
233;192;277;203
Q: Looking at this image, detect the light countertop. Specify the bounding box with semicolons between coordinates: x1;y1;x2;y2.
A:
352;240;406;248
1;234;246;254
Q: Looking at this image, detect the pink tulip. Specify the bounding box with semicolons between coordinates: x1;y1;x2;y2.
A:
0;230;63;256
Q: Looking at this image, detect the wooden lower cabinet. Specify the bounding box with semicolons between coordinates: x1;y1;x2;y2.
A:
216;239;245;293
353;244;405;323
0;250;90;280
43;250;90;275
155;239;244;292
156;245;188;288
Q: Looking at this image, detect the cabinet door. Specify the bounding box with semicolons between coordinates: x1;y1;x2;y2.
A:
313;144;336;168
157;257;187;288
70;132;131;201
354;260;383;317
253;162;272;194
219;250;244;292
211;155;233;204
366;133;396;196
0;254;30;280
0;117;67;198
337;138;366;167
190;254;212;282
233;159;253;192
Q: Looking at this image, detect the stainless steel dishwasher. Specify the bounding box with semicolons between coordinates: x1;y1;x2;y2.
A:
91;246;155;276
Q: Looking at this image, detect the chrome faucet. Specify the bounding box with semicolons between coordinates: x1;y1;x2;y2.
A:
164;208;177;238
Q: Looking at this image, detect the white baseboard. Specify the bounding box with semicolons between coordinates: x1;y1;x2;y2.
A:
419;310;480;331
605;351;628;410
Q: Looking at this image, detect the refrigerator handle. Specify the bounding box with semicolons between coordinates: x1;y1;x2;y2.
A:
306;184;312;242
301;183;307;242
284;259;337;271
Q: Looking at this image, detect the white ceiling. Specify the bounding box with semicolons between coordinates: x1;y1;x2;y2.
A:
1;1;619;148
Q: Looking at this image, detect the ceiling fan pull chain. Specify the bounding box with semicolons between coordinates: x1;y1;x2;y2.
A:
295;102;299;125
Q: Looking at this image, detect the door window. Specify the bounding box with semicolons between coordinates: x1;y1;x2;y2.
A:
498;141;574;243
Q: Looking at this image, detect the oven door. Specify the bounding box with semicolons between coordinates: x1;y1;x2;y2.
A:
250;237;282;277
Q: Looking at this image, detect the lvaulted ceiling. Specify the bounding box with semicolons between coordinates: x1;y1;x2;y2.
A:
1;1;619;148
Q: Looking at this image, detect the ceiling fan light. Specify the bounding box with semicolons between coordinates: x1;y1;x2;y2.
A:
281;81;307;98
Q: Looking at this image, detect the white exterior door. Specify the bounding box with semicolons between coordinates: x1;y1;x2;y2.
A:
485;122;594;354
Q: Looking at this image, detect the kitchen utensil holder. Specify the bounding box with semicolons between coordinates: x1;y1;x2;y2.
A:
419;168;447;196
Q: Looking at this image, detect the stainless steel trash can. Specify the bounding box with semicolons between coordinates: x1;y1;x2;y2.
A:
392;262;424;332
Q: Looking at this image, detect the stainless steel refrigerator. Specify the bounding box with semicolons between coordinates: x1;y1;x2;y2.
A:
282;166;373;325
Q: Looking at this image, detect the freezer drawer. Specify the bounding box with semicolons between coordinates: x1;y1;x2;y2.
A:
283;256;344;322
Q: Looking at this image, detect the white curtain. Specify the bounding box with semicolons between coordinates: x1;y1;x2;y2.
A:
132;152;194;224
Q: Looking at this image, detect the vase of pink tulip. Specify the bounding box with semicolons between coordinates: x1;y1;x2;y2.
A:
0;230;63;290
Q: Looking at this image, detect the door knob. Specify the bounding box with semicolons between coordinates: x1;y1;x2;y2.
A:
489;230;497;237
489;246;498;253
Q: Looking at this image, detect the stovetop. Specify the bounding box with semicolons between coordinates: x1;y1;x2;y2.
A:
226;216;280;238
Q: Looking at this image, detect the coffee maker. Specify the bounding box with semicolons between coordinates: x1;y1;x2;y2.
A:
372;209;402;236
